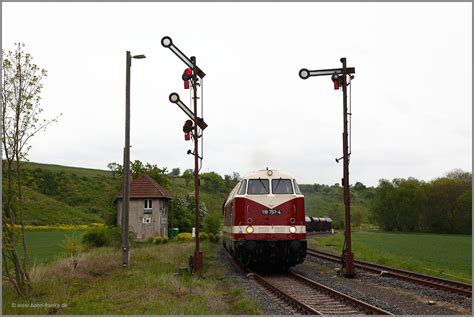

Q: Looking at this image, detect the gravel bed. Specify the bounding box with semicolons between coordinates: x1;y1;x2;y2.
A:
216;246;293;315
294;256;472;315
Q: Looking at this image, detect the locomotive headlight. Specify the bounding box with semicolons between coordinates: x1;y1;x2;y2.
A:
246;226;254;234
289;226;297;234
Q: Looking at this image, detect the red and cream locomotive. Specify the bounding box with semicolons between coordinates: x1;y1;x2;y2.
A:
223;168;307;268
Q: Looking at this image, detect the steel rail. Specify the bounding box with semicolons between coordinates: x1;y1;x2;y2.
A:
225;250;392;315
307;248;472;297
249;272;323;315
289;271;393;315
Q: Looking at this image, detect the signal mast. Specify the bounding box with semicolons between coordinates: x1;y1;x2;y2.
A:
162;36;207;275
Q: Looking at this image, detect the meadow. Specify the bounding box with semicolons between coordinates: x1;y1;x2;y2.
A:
22;230;85;265
309;231;472;283
3;241;262;315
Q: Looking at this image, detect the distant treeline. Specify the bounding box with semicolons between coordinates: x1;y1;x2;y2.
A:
370;169;471;234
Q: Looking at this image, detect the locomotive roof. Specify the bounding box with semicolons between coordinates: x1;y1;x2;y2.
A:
242;169;296;180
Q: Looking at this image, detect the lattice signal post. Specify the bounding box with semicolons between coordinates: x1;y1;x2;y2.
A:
299;58;356;277
162;37;207;275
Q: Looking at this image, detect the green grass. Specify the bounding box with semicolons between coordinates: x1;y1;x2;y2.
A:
19;230;85;265
3;241;263;315
21;161;111;178
309;231;472;283
21;187;101;225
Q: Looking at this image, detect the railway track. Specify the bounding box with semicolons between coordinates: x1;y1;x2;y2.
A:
307;248;472;297
226;251;392;315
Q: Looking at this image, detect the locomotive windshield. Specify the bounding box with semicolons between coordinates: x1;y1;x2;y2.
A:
237;180;247;195
247;179;269;194
293;180;302;195
272;178;294;194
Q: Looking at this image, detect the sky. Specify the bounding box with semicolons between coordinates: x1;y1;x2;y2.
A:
2;2;472;186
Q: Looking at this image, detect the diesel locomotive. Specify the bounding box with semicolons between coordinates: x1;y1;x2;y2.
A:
223;169;307;268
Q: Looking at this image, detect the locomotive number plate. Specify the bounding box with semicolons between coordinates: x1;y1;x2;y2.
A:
261;209;282;215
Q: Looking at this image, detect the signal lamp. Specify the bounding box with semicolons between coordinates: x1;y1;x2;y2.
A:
289;226;297;234
299;68;310;80
184;132;190;141
183;119;194;133
267;170;273;176
182;68;193;81
246;226;254;234
331;72;340;90
169;93;180;103
161;36;172;48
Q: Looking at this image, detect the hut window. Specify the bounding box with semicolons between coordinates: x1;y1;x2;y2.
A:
144;199;153;213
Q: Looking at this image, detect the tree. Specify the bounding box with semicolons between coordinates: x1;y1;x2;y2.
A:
170;167;180;177
170;192;208;232
2;43;60;296
353;182;367;192
204;211;222;234
201;172;225;193
232;172;240;181
107;162;120;178
369;172;471;234
182;169;193;187
113;160;171;190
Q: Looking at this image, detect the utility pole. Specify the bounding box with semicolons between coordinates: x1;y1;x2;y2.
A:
122;51;145;268
171;173;174;235
299;58;356;277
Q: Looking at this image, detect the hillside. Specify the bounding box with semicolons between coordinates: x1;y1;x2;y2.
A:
3;161;372;227
300;184;374;228
3;162;120;225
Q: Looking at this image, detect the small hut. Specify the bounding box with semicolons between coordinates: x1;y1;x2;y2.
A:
115;175;173;241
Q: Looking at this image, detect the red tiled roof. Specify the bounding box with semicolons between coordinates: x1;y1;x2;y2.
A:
116;175;173;200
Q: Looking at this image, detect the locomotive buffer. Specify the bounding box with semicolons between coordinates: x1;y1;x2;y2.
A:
299;58;356;277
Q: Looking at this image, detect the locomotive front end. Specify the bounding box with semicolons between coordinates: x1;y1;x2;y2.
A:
223;169;307;269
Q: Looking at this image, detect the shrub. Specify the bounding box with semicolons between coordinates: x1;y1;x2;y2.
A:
81;226;123;248
58;234;84;271
147;237;154;244
177;232;193;241
208;233;219;243
199;232;209;241
203;211;222;234
162;237;169;244
154;236;162;244
82;228;108;247
104;226;122;247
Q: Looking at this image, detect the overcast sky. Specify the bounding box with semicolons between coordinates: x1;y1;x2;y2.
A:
2;2;472;186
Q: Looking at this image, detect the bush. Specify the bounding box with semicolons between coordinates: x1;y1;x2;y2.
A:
208;233;219;243
58;234;84;271
81;226;123;248
162;237;169;244
105;226;122;247
203;211;222;234
154;236;162;244
199;232;209;241
82;228;108;247
177;232;193;241
147;237;154;244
